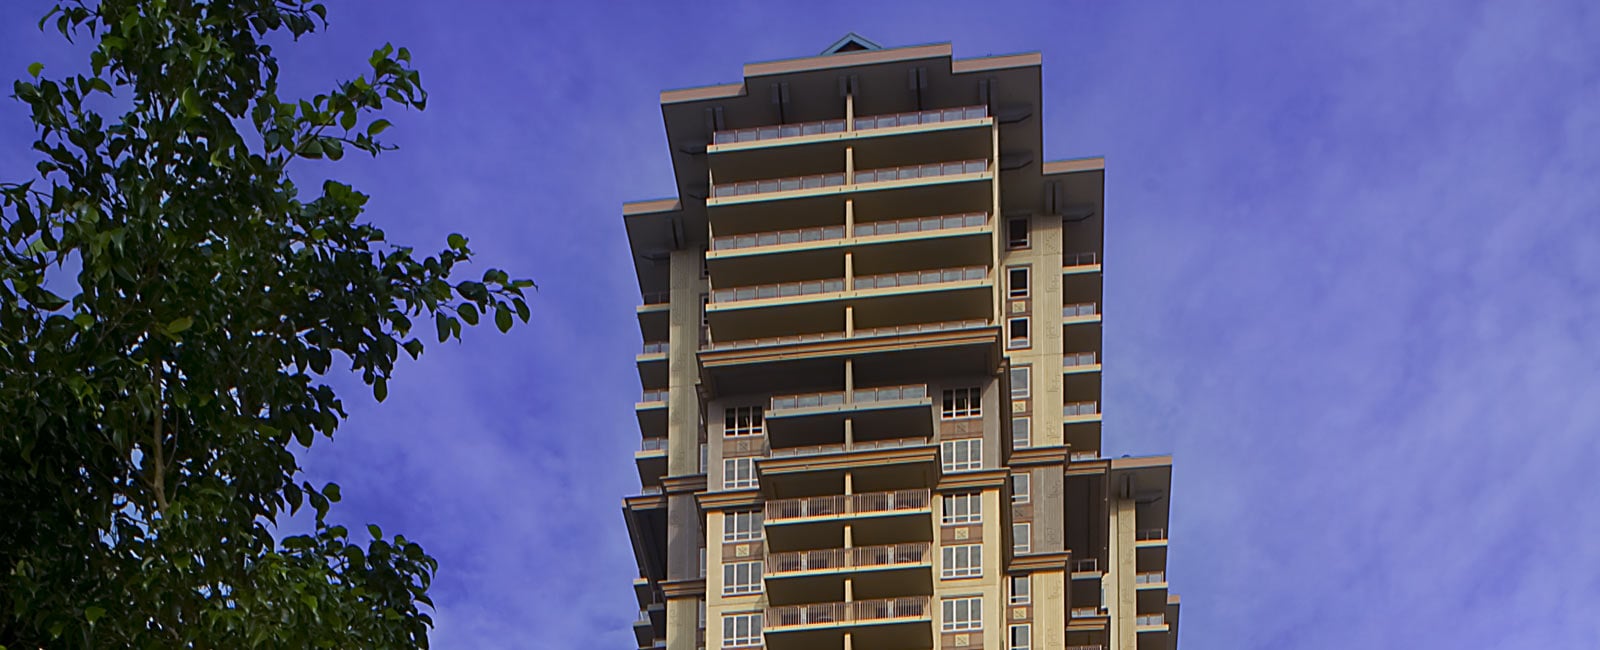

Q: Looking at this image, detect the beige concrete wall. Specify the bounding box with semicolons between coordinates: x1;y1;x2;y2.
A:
667;249;705;477
1108;497;1137;650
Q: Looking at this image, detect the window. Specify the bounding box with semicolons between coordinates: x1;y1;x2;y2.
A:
701;294;709;326
942;596;983;632
1012;474;1031;504
723;457;757;490
724;406;764;437
700;442;708;473
723;509;763;542
942;493;982;525
699;599;706;629
1013;523;1031;554
1010;367;1030;399
1007;266;1030;298
941;545;983;579
941;387;981;419
941;439;983;473
1010;623;1032;650
1008;317;1030;349
723;561;763;595
1007;217;1030;249
722;613;763;647
1012;417;1031;449
700;546;707;577
1009;575;1031;605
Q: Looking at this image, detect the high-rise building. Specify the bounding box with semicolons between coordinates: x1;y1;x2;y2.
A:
622;34;1180;650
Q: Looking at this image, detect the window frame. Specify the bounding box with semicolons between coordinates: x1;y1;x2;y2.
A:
1009;575;1032;606
1010;623;1032;650
1007;266;1030;298
1013;522;1032;554
941;438;983;473
722;560;764;596
1012;416;1031;450
1007;217;1030;249
941;596;984;632
941;492;982;526
1010;366;1030;399
723;457;757;490
941;387;982;420
721;612;763;647
1007;316;1031;349
1012;473;1031;504
940;544;984;580
724;405;765;437
722;509;763;542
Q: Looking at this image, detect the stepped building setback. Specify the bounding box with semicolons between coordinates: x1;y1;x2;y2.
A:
622;34;1181;650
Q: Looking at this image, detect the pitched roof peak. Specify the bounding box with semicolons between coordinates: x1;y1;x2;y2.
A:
821;33;882;55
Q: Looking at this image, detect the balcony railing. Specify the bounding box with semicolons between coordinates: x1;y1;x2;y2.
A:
1136;528;1167;542
642;291;670;305
854;105;987;131
1067;646;1105;650
1136;614;1166;627
1072;558;1099;573
713;118;847;145
711;278;846;304
852;266;987;291
766;542;931;575
1070;607;1105;619
702;319;989;351
1063;302;1099;318
640;437;668;452
711;225;848;251
641;341;669;355
1135;571;1167;585
1063;252;1100;267
852;159;987;185
766;489;929;522
1063;401;1100;417
1063;351;1098;368
854;212;987;238
766;596;931;630
639;486;663;495
640;390;669;403
1070;450;1101;461
768;437;928;458
712;172;847;198
769;384;927;411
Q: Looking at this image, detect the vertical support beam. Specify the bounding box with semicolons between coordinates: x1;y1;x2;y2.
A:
845;92;855;131
844;198;855;233
667;250;704;477
1110;496;1137;650
844;305;855;337
844;416;855;449
844;358;855;403
845;146;855;181
843;251;854;294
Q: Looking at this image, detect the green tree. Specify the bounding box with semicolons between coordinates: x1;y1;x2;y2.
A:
0;1;531;647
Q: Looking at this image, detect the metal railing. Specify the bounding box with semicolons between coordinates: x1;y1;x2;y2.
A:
1063;351;1098;368
1067;645;1105;650
711;172;847;198
854;319;990;338
852;159;987;185
639;486;663;495
639;389;669;403
641;341;669;355
854;105;987;131
642;291;670;305
713;118;847;145
766;596;930;629
1070;450;1101;461
639;438;668;452
1136;614;1166;627
1063;302;1099;318
711;278;846;304
768;437;927;458
1136;571;1167;585
852;266;987;291
1070;607;1104;619
1063;401;1100;416
1063;251;1099;267
1072;558;1099;573
766;542;930;575
854;212;987;238
769;384;928;411
1136;528;1167;542
766;489;929;522
711;224;847;251
703;320;989;352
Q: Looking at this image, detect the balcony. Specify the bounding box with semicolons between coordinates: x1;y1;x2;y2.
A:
1071;558;1101;579
767;542;931;577
637;389;667;438
636;437;668;486
767;437;928;459
1136;613;1168;631
1071;607;1107;619
854;105;988;132
1063;351;1100;374
713;117;849;146
1063;401;1101;421
1062;302;1100;323
1135;571;1167;587
1136;528;1168;547
766;542;934;603
702;319;989;352
710;160;988;202
764;384;932;444
638;342;669;390
708;212;987;264
766;489;930;525
766;596;932;637
1063;251;1101;274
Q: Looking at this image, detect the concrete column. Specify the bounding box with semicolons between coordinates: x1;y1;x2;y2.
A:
845;146;855;180
844;251;854;292
667;249;704;477
1109;497;1137;650
844;358;854;403
845;93;855;131
844;416;854;449
844;305;855;337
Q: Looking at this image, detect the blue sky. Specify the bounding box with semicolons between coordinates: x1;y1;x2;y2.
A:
4;1;1599;648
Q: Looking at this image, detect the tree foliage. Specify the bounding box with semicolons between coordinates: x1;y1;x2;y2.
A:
0;1;532;647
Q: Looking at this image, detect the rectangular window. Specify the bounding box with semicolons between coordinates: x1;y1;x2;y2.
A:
941;439;983;473
1012;417;1031;449
941;544;983;579
1008;317;1030;349
942;596;983;632
724;406;764;437
1007;266;1030;298
942;493;982;525
1007;217;1030;249
941;387;982;420
701;294;709;326
1013;523;1032;554
722;561;763;596
1010;623;1032;650
723;509;763;542
1010;366;1030;399
699;599;706;629
700;546;707;577
723;457;757;490
1012;473;1031;504
1010;575;1031;605
722;613;763;647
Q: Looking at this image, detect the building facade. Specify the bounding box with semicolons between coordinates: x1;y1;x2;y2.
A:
623;35;1180;650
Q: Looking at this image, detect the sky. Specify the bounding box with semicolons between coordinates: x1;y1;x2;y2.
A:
3;1;1599;648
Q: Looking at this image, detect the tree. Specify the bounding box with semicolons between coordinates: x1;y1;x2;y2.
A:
0;1;532;647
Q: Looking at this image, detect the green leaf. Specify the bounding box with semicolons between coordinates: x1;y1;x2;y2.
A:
494;306;512;333
367;118;392;136
373;376;387;402
166;317;194;334
322;483;341;502
180;87;202;117
446;233;465;250
72;313;93;329
368;524;383;540
27;62;43;78
458;303;478;325
85;606;105;624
